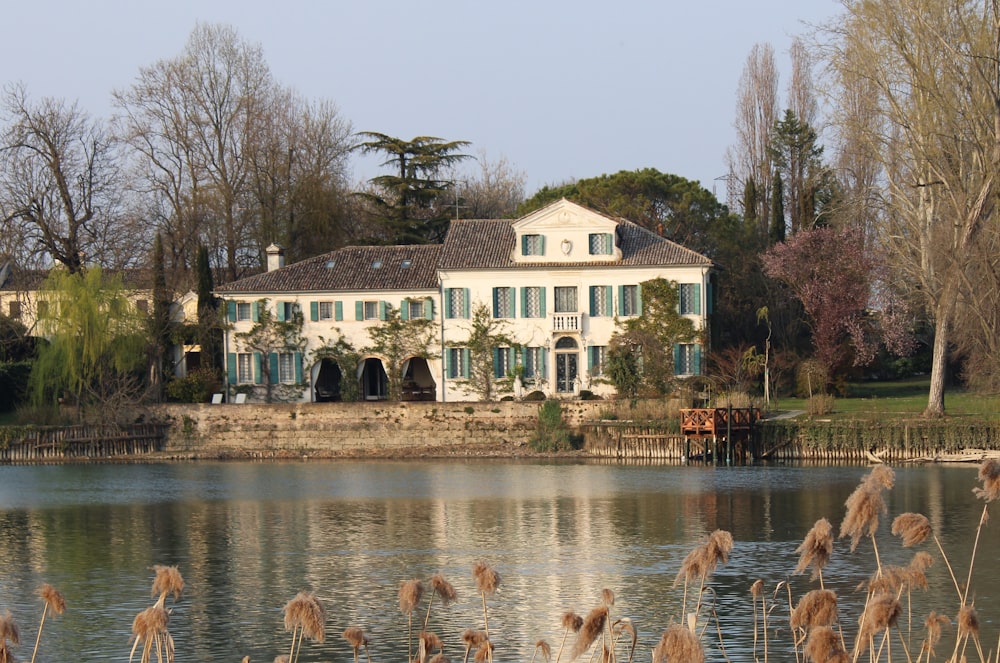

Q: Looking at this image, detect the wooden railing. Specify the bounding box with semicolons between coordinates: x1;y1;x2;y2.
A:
679;408;760;438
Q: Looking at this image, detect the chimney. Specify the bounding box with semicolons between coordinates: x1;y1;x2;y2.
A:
265;243;285;272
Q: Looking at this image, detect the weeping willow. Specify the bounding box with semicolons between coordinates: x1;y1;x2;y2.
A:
29;267;148;418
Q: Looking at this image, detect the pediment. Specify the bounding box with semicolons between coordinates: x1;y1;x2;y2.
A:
512;198;619;233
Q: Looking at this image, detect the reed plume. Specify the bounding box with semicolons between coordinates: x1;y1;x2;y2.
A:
840;467;894;556
569;606;608;661
461;629;488;663
129;603;170;663
674;530;733;627
400;579;424;663
795;518;834;587
554;612;583;663
803;625;848;663
283;591;325;663
973;458;1000;502
529;639;552;663
342;627;370;663
0;610;19;663
891;512;931;547
30;583;66;663
791;589;838;631
428;654;450;663
920;612;950;660
854;592;900;660
954;604;983;662
651;624;704;663
418;631;443;663
150;565;185;605
473;640;493;663
750;580;768;663
424;573;458;630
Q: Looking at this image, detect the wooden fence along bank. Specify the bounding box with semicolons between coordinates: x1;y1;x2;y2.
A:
2;402;999;463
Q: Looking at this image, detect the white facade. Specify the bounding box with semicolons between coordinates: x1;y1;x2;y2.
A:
215;199;713;403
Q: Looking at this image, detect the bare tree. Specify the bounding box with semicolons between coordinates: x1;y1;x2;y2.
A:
450;150;527;219
1;84;131;271
726;42;780;229
822;0;1000;416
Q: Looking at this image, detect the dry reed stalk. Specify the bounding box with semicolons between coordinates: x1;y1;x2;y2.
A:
554;612;583;663
342;627;370;663
750;580;767;663
651;624;704;663
429;654;451;663
954;604;983;663
0;610;19;663
569;606;608;661
473;641;494;663
283;591;325;663
30;583;65;663
795;518;834;587
472;562;499;663
424;573;458;630
612;619;636;663
129;604;170;663
804;625;848;663
461;629;488;663
400;579;424;663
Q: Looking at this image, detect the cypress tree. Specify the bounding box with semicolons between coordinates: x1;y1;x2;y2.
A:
769;171;786;244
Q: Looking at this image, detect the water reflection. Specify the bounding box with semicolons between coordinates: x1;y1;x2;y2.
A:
0;461;995;662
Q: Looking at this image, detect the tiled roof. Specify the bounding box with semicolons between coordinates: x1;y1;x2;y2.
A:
215;244;442;294
0;262;152;291
438;218;712;270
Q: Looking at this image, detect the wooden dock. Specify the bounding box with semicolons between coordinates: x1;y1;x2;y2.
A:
679;407;761;463
0;423;169;463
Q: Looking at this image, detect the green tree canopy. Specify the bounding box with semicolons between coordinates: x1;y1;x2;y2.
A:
30;268;148;420
354;132;471;244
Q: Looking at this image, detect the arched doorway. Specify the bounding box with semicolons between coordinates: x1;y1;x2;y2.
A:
360;357;388;400
554;336;579;394
401;357;437;401
314;359;342;402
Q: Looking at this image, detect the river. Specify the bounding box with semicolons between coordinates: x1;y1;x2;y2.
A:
0;460;996;662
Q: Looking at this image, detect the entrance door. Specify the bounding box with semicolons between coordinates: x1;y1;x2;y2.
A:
554;336;579;393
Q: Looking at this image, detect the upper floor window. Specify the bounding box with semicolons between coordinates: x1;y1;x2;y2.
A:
589;233;613;255
493;287;514;318
135;299;149;314
364;301;379;320
621;285;640;316
589;286;611;317
279;301;300;320
407;300;424;319
679;283;700;315
524;286;543;318
319;301;334;320
8;301;21;319
522;234;545;256
446;288;469;319
554;286;577;313
236;302;252;321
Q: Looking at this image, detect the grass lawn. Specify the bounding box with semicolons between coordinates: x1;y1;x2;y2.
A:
770;376;1000;420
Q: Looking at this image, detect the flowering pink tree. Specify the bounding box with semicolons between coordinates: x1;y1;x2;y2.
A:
762;227;912;378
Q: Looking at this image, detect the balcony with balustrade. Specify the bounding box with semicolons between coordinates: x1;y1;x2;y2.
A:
551;312;582;332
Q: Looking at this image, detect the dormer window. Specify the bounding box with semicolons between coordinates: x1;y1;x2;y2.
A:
401;259;412;269
589;233;613;255
521;234;545;256
372;260;382;269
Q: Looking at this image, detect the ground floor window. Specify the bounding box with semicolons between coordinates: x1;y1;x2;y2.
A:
676;343;697;375
237;353;253;383
589;346;607;377
277;352;297;383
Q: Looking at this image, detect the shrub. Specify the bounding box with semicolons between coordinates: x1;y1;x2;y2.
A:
166;369;222;403
523;390;546;401
531;400;577;452
807;393;835;416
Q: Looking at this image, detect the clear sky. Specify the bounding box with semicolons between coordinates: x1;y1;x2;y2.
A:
2;0;841;199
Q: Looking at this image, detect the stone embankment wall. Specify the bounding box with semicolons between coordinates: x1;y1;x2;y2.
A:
153;400;609;457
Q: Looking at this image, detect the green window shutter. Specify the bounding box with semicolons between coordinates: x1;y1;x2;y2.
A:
444;349;451;377
519;287;527;318
589;286;597;316
521;235;528;256
425;297;434;320
227;301;237;322
252;301;260;322
539;236;546;255
335;301;343;321
355;301;363;321
541;348;549;379
379;301;387;321
693;283;702;315
617;285;625;315
539;287;546;317
507;288;516;317
227;353;237;384
694;344;703;375
269;353;279;384
673;345;681;376
493;348;502;378
276;302;285;322
492;288;500;318
295;352;304;383
587;347;595;370
604;286;613;316
463;288;470;318
309;301;319;322
400;300;409;320
636;284;643;316
254;353;263;384
463;349;471;378
604;233;613;253
444;289;453;318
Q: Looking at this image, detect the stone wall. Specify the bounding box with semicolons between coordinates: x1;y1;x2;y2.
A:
153;400;610;457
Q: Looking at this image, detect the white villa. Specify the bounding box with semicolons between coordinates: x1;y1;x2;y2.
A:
215;199;714;402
